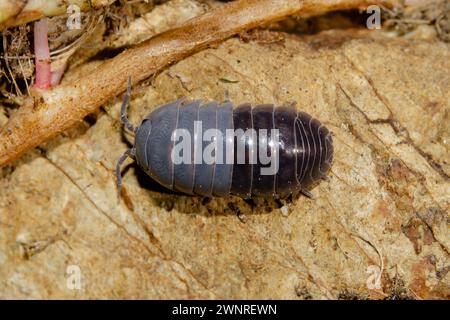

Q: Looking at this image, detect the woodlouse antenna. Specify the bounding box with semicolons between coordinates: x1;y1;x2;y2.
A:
115;148;135;200
120;76;137;133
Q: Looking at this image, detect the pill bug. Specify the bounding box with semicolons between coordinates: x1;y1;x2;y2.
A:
116;80;333;198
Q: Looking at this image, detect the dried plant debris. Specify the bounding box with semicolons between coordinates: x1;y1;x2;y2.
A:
0;0;116;30
268;0;450;41
4;0;448;103
384;275;418;300
0;11;101;98
47;10;99;52
383;0;450;41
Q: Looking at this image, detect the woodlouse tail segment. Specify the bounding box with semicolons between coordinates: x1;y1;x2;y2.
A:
115;148;135;200
120;76;137;134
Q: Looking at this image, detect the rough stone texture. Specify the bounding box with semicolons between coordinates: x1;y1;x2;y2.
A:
0;0;449;299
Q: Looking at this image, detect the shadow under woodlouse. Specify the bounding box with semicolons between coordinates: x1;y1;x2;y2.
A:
133;162;304;218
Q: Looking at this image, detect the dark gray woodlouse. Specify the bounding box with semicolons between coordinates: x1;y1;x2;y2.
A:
116;81;333;198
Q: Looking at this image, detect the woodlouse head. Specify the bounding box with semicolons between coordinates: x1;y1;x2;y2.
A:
295;115;334;190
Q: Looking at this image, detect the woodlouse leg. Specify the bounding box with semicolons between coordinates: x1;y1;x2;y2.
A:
120;77;137;133
283;100;297;109
115;148;135;200
301;189;315;199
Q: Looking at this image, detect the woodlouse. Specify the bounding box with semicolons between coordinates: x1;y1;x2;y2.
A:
116;80;333;198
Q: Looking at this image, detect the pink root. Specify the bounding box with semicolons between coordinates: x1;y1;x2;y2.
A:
34;19;52;89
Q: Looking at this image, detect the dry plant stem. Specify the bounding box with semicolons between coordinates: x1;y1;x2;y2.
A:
0;0;394;168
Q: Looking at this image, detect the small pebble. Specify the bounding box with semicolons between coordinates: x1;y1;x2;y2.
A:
280;205;290;217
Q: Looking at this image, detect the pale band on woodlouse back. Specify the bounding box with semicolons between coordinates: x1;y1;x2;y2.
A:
116;79;333;199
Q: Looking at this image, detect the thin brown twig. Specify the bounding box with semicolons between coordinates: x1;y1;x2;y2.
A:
0;0;395;167
2;31;22;96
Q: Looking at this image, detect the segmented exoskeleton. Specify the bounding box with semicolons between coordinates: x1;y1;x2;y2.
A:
116;80;333;198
